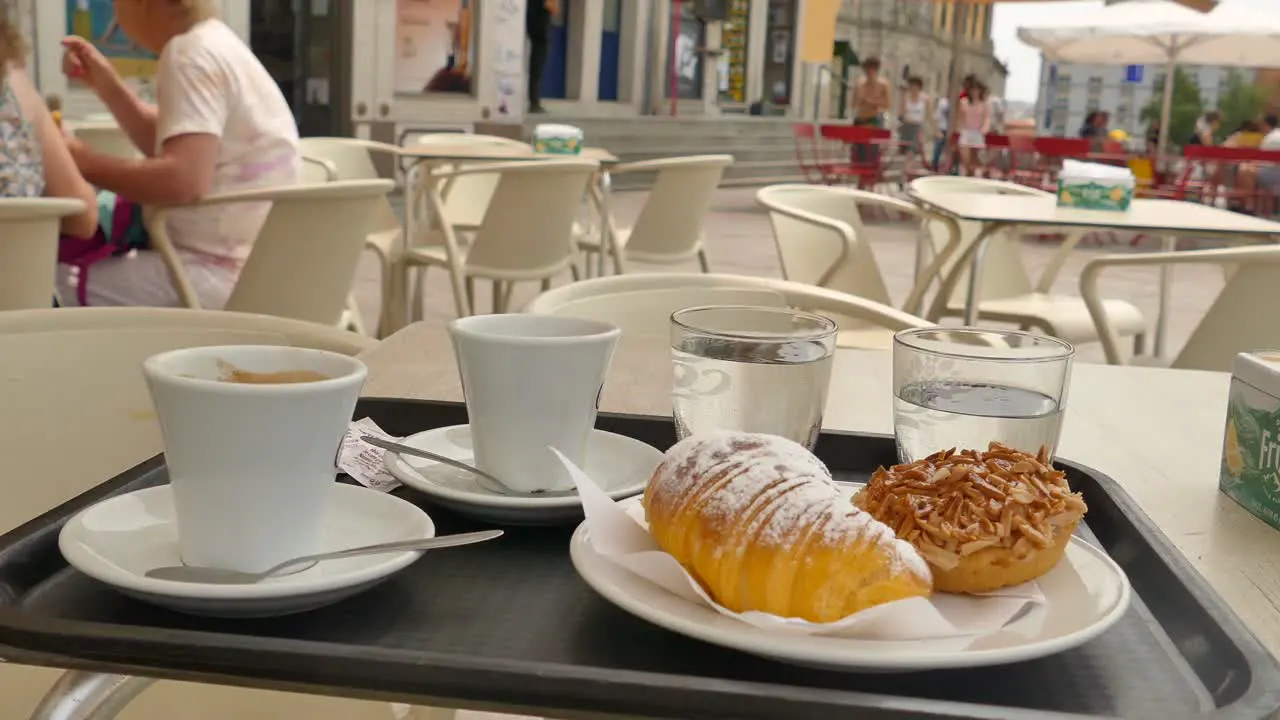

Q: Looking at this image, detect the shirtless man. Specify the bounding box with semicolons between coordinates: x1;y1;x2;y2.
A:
851;56;891;127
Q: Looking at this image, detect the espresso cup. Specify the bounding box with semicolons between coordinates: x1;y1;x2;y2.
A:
449;314;620;493
142;345;367;573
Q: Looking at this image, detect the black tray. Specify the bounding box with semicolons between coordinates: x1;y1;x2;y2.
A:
0;398;1277;720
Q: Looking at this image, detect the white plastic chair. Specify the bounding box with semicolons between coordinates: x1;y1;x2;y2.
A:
0;309;412;720
524;272;931;346
0;198;87;310
405;159;597;317
298;137;406;335
406;133;532;231
147;180;394;328
69;122;141;159
1082;245;1280;370
577;155;733;274
755;184;958;348
909;175;1149;349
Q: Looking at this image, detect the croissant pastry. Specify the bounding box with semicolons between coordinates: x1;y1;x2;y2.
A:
643;431;932;622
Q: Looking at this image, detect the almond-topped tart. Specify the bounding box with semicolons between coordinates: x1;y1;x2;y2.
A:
852;443;1088;594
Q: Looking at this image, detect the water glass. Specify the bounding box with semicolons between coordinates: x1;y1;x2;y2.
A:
893;327;1074;463
670;305;838;449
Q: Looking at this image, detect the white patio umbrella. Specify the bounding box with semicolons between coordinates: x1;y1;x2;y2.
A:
1018;0;1280;153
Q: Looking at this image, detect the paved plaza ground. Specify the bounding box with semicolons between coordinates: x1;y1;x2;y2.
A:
351;187;1226;365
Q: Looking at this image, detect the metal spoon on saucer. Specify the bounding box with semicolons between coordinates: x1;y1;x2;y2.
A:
361;435;580;498
146;529;503;584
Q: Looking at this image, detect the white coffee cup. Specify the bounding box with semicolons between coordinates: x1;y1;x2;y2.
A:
142;345;367;573
449;314;620;493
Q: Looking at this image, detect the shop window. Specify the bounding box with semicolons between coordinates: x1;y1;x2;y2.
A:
393;0;476;95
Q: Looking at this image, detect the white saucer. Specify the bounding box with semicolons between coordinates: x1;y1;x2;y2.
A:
59;483;435;618
569;490;1132;672
384;425;663;525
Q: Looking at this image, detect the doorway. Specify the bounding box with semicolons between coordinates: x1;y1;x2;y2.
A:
250;0;352;138
598;0;621;101
541;0;570;100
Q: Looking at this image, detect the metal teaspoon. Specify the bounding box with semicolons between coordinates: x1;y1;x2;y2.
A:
362;435;580;498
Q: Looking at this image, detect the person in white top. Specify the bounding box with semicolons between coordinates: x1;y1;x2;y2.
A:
898;76;929;158
58;0;299;309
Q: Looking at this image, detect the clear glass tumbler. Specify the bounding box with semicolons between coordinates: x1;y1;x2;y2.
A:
893;327;1075;463
670;305;838;449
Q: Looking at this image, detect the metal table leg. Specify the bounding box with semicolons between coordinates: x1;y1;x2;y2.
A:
28;671;155;720
1153;234;1177;360
596;171;621;277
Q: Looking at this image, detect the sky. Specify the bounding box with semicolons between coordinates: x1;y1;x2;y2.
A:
991;0;1275;103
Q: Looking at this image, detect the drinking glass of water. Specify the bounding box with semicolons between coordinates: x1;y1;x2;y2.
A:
670;305;837;449
893;327;1074;463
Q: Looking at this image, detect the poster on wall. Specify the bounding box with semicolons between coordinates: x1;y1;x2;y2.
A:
488;0;524;121
671;1;701;100
65;0;156;77
394;0;476;95
720;0;749;103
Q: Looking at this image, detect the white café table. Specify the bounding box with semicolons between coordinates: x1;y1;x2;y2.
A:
909;191;1280;360
388;144;621;332
363;322;1280;658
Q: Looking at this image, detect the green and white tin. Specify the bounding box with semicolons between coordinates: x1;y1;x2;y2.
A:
532;123;583;155
1056;176;1134;212
1220;351;1280;530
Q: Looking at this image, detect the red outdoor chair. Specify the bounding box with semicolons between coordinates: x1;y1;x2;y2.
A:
792;123;827;184
818;124;893;190
1177;145;1280;216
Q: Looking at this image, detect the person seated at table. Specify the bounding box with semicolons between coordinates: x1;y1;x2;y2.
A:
1079;111;1102;139
0;9;97;238
57;0;298;309
1233;119;1280;213
1225;119;1265;148
1187;110;1221;147
1145;116;1162;157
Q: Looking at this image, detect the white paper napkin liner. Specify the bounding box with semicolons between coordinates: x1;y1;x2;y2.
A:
554;448;1045;641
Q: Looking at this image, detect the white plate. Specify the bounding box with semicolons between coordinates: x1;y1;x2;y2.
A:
384;425;663;525
569;493;1131;672
59;483;434;618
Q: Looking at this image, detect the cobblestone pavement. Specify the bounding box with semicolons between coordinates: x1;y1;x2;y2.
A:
352;187;1226;365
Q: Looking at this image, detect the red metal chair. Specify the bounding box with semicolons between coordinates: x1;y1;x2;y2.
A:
979;134;1010;179
818;124;893;189
1028;137;1091;191
1177;145;1280;215
792;123;827;184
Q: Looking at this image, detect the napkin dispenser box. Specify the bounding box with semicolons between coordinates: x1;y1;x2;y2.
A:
1056;174;1134;212
532;123;583;155
1220;350;1280;530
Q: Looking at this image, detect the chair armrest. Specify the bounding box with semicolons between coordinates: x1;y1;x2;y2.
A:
1079;245;1280;365
754;195;855;288
608;155;734;175
794;289;931;332
1034;229;1087;293
301;156;338;182
427;158;599;180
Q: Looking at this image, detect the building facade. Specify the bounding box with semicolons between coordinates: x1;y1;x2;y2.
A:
835;0;1006;106
20;0;1005;142
1035;61;1258;138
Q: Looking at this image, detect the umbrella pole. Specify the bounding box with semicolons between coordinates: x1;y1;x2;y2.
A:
1157;55;1176;159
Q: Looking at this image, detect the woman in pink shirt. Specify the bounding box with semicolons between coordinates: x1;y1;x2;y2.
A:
956;81;991;176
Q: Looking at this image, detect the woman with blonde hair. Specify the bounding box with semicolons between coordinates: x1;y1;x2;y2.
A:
0;8;98;237
59;0;299;308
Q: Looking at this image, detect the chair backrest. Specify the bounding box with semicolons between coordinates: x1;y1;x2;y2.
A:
0;198;88;310
820;124;892;143
1033;137;1091;159
524;272;929;335
1174;250;1280;371
0;312;370;533
532;287;787;336
619;155;733;261
409;133;531;229
297;137;401;236
71;123;141;158
220;180;394;324
756;184;893;307
909;176;1039;311
456;160;596;276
